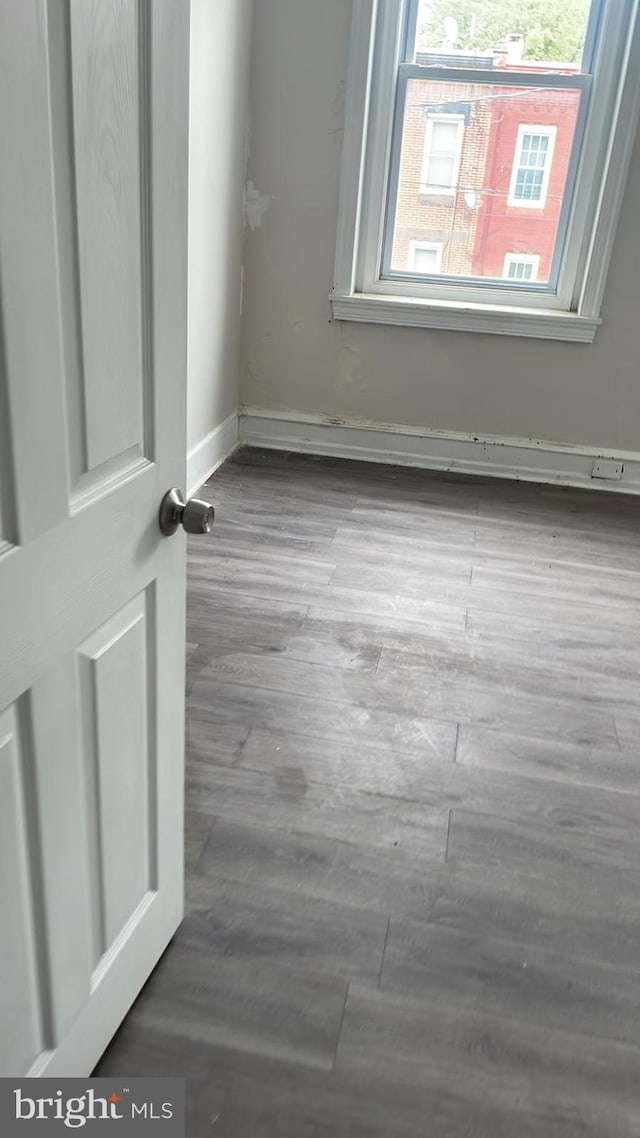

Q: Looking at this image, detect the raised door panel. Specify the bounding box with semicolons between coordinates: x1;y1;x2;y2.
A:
79;592;156;972
69;0;150;480
29;659;93;1047
0;706;46;1075
1;663;98;1076
0;0;70;544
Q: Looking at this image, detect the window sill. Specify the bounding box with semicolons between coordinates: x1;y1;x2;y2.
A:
330;292;601;342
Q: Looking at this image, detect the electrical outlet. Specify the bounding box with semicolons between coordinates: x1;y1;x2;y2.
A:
591;459;624;481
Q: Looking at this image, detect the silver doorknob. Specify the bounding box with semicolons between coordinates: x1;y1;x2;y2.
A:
159;488;215;536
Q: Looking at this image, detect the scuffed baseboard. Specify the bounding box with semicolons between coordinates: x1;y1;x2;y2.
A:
187;412;238;496
238;409;640;494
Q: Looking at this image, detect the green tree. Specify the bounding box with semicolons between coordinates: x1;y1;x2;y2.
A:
419;0;591;62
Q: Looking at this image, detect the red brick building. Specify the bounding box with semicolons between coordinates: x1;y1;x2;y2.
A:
392;52;581;284
471;71;580;282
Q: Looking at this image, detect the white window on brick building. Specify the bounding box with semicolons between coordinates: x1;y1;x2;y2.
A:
420;115;464;194
508;126;557;208
410;241;443;273
503;253;541;281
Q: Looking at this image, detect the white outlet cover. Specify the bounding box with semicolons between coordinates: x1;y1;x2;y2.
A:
591;459;624;480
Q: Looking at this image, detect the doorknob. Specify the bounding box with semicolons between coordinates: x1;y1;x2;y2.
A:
159;488;215;536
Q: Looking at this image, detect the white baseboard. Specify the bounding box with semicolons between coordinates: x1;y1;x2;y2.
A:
187;412;238;496
239;409;640;494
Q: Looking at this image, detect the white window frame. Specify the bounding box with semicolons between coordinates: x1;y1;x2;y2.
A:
503;253;541;281
420;114;464;195
331;0;640;342
507;125;557;209
409;240;443;272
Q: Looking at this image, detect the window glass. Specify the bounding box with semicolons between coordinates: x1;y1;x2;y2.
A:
413;0;593;70
388;78;580;283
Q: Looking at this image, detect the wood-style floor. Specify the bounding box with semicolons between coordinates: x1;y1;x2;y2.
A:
96;447;640;1136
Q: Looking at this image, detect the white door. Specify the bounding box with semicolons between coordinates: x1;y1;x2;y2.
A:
0;0;190;1076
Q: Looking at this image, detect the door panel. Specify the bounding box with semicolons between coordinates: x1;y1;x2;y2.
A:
71;0;148;474
29;658;92;1041
0;0;189;1076
0;0;70;543
0;706;45;1076
79;593;154;954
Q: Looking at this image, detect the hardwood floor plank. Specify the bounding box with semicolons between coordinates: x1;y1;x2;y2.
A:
457;723;640;793
260;629;382;672
381;918;640;1047
239;724;457;795
304;591;467;631
185;762;449;860
466;603;640;651
186;674;459;753
330;562;471;598
379;624;640;708
189;542;338;578
196;817;433;917
194;647;616;746
471;555;640;610
189;554;335;591
95;1026;282;1135
188;617;382;674
473;526;640;573
468;584;640;635
184;809;212;873
237;728;640;837
108;941;348;1073
181;873;389;984
332;517;477;552
199;506;341;543
427;861;640;971
187;589;308;643
201;525;335;556
375;650;617;744
308;581;470;627
476;490;638;535
185;713;251;767
187;586;310;620
336;984;640;1137
447;804;640;889
98;1022;478;1138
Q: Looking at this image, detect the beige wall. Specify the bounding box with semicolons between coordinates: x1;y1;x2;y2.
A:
187;0;252;457
240;0;640;452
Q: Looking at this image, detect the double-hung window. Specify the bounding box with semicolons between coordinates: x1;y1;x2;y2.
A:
508;126;556;208
421;114;464;194
332;0;640;341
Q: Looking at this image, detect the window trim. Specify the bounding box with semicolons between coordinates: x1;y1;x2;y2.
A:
409;240;444;272
507;125;557;210
331;0;640;342
419;113;464;196
503;253;541;281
